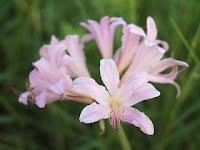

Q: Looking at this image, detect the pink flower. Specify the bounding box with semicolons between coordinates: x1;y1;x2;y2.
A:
81;16;126;58
40;35;90;78
72;59;160;135
115;17;168;74
19;41;92;108
121;43;188;97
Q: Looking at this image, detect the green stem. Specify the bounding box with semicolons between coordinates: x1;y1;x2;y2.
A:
118;125;132;150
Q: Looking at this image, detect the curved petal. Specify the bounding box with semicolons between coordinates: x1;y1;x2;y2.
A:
154;40;169;51
129;24;146;37
123;83;160;106
147;16;157;41
19;92;29;105
149;71;181;97
100;59;119;96
72;77;110;105
48;75;66;95
36;91;47;108
122;107;154;135
150;58;188;74
116;72;149;103
79;102;111;123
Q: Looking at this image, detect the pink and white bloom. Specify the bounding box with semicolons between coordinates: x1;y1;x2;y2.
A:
81;16;126;58
114;17;168;74
121;44;188;97
19;41;92;108
40;35;90;78
73;59;160;135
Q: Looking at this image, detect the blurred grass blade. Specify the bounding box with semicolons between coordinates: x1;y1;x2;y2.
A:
174;99;200;127
170;18;200;65
191;24;200;49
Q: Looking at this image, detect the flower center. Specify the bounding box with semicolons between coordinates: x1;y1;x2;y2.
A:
109;98;123;130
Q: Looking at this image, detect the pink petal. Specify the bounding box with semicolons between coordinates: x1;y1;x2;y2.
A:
29;69;51;95
72;77;110;105
81;34;94;43
50;35;59;44
122;107;154;135
116;72;149;103
129;24;146;37
18;92;29;105
36;91;47;108
147;16;157;41
63;35;85;61
116;25;140;73
48;75;66;95
150;58;188;74
122;44;164;82
79;102;111;123
32;58;57;82
149;71;181;97
154;40;169;51
100;59;119;96
123;83;160;106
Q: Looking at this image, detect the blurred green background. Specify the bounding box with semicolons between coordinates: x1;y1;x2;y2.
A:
0;0;200;149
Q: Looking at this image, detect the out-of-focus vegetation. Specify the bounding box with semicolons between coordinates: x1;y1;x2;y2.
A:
0;0;200;149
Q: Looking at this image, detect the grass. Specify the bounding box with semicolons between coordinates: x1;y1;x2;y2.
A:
0;0;200;149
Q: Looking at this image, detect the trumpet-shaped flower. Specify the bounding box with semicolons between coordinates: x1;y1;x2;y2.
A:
73;59;160;135
19;41;92;108
40;35;90;78
81;16;126;58
121;43;188;97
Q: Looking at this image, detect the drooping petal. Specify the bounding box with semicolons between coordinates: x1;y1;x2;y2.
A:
122;107;154;135
149;70;181;97
116;72;149;103
79;102;111;123
36;91;47;108
147;16;157;41
18;92;29;105
123;83;160;106
154;40;169;51
72;77;110;105
150;58;188;74
100;59;119;96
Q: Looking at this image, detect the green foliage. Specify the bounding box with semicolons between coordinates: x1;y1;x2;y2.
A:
0;0;200;149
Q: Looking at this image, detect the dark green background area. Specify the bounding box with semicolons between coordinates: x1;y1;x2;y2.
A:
0;0;200;149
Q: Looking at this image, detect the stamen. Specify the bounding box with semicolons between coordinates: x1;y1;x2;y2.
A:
109;99;121;130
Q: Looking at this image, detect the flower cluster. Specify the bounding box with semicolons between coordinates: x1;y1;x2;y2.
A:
18;16;188;135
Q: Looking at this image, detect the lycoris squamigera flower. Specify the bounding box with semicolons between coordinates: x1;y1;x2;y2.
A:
73;59;160;135
81;16;126;58
19;36;92;108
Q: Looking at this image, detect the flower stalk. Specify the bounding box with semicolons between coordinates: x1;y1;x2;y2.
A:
118;125;132;150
